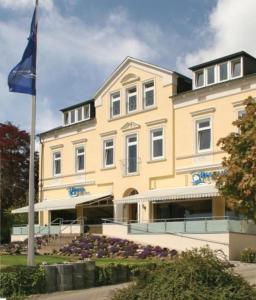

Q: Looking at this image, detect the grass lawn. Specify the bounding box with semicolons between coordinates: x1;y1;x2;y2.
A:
0;255;156;270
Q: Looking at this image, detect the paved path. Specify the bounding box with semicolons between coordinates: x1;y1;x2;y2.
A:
29;283;129;300
232;262;256;286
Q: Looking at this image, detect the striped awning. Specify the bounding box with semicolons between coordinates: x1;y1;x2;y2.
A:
114;185;219;204
11;193;112;214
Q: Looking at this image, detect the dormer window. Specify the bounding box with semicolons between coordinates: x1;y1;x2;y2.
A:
219;62;228;81
207;66;215;85
62;103;92;126
231;59;241;78
195;70;204;88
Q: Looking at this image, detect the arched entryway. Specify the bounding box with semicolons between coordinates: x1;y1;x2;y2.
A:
123;188;138;222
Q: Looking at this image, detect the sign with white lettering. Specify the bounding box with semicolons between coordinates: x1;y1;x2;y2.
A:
192;171;213;185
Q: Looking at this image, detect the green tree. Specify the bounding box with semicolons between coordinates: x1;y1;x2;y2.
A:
0;122;39;242
215;97;256;222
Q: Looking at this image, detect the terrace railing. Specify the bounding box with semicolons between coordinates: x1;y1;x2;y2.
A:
102;216;256;235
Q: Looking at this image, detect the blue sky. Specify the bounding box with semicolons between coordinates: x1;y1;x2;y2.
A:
1;0;255;133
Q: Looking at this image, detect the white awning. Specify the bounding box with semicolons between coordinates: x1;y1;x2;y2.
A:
115;185;219;204
11;193;112;214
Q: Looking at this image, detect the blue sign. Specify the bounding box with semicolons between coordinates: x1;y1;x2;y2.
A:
68;186;85;197
192;171;213;185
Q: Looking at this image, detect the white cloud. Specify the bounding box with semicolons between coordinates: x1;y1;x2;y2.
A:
178;0;256;73
0;0;53;10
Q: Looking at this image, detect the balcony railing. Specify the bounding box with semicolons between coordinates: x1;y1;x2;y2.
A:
120;157;141;176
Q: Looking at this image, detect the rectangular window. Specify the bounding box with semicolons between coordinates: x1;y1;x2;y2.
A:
219;62;228;81
207;66;215;85
238;110;246;118
144;81;154;108
103;139;114;167
77;107;82;122
84;105;90;120
196;119;211;152
151;128;164;159
75;147;84;172
231;59;241;78
53;152;61;176
195;70;204;87
64;112;69;125
126;134;138;174
111;92;120;118
127;87;137;113
70;110;76;124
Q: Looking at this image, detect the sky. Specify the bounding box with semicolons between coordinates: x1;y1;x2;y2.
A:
1;0;256;133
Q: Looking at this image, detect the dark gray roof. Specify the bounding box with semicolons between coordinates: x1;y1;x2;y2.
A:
60;99;94;112
189;51;256;71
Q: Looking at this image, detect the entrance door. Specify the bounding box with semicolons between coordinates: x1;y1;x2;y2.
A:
129;203;138;221
126;134;138;174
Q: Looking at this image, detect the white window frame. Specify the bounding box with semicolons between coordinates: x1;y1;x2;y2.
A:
194;69;205;88
77;107;83;122
70;109;76;124
63;112;69;126
206;65;216;85
126;86;137;114
110;91;121;118
231;57;242;79
75;146;85;172
103;138;114;168
143;80;155;109
150;127;164;160
218;62;229;82
196;118;212;153
83;104;91;121
53;151;61;176
126;133;138;175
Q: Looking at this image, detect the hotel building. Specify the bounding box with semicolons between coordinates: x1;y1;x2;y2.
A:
12;51;256;258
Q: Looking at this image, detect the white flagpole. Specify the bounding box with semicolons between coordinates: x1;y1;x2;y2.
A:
27;0;38;267
27;95;36;266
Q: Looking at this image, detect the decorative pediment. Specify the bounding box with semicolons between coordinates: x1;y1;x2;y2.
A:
121;122;141;132
121;73;140;86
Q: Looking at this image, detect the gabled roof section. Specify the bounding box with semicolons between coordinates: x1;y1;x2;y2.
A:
94;56;177;98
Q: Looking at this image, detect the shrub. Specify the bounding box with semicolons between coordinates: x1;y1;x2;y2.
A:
240;248;256;263
0;265;46;298
112;247;256;300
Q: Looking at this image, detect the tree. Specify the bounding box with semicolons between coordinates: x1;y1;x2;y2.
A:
215;97;256;222
0;122;39;242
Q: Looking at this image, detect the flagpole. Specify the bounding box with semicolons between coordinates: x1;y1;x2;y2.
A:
27;95;36;266
27;0;38;267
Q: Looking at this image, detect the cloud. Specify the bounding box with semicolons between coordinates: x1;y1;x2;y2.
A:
0;0;53;10
178;0;256;73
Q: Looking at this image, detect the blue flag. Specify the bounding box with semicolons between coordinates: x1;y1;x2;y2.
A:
8;2;38;95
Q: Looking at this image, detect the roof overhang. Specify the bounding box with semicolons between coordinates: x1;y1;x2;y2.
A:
11;193;112;214
114;185;219;204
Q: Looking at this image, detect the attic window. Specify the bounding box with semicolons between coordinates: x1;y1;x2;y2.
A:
195;70;204;88
231;59;241;78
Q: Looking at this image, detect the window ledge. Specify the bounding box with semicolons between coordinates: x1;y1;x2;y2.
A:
100;166;116;171
122;173;140;177
108;106;157;122
147;158;166;164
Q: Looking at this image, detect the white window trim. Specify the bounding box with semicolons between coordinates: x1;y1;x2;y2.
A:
218;62;229;83
194;69;205;89
83;104;91;121
77;107;83;122
126;86;138;114
75;146;85;173
110;91;121;119
195;117;213;154
143;79;155;109
125;133;139;175
206;65;216;86
53;151;61;177
70;109;76;124
230;57;243;79
150;127;165;161
103;138;115;169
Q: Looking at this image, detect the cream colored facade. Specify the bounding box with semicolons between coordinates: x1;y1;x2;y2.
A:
31;53;256;226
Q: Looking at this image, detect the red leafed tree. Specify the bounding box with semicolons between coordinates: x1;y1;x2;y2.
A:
0;122;39;242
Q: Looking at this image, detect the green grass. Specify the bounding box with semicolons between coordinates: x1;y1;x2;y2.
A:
0;255;155;270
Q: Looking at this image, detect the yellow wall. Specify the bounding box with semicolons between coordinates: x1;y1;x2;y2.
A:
39;58;256;225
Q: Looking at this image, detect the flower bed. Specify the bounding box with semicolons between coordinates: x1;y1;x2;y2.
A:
59;234;177;259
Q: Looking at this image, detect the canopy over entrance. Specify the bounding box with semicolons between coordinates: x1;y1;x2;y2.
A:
114;185;219;204
11;193;112;214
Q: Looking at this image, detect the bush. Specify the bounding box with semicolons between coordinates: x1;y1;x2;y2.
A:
0;265;46;298
240;248;256;263
112;247;256;300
